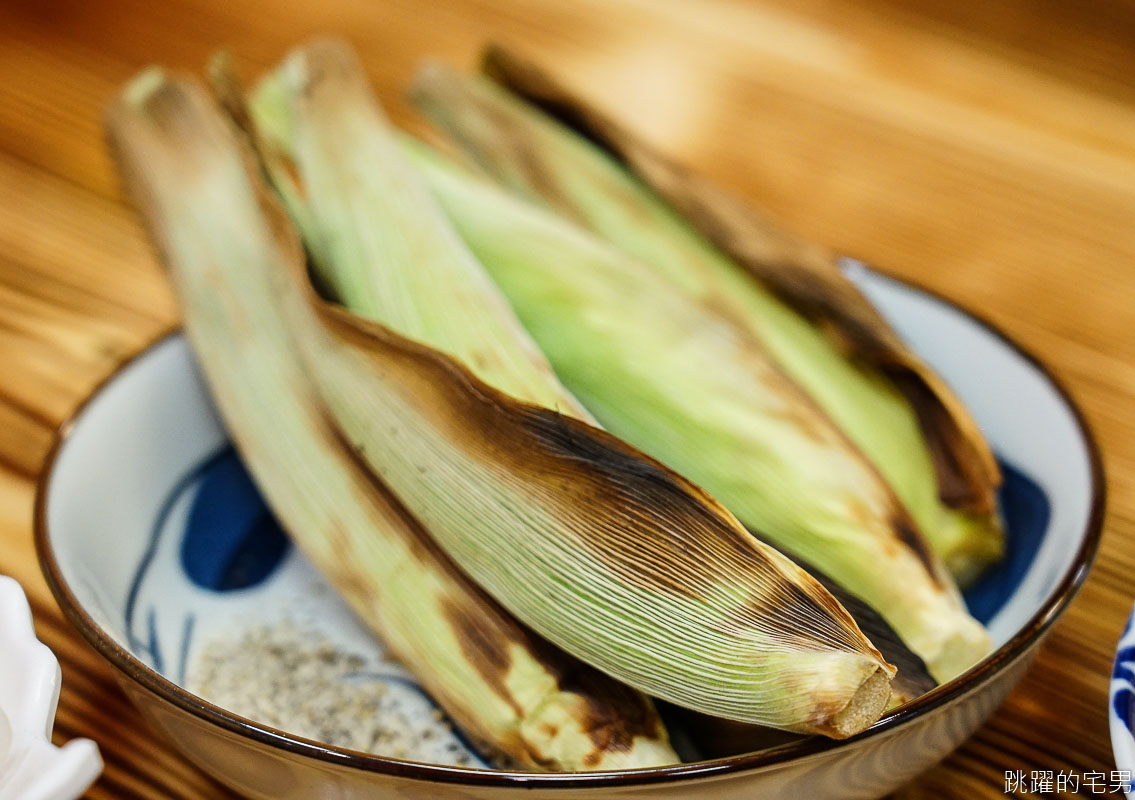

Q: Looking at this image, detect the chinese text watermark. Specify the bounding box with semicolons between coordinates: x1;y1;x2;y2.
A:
1004;770;1131;795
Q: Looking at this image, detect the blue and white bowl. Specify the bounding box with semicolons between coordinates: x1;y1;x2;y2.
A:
35;263;1104;799
1111;606;1135;799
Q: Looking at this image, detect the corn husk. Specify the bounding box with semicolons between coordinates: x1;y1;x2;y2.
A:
105;69;680;770
659;532;938;760
405;139;989;682
238;39;896;736
409;47;1004;586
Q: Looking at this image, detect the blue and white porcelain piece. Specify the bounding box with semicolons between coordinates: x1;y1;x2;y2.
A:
1110;606;1135;799
36;264;1104;800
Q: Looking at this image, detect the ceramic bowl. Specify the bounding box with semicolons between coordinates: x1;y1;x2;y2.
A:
35;263;1104;799
1110;604;1135;799
0;575;102;800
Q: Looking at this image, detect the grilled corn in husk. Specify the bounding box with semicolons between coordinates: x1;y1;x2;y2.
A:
404;139;989;682
240;39;896;736
105;68;678;770
409;48;1004;587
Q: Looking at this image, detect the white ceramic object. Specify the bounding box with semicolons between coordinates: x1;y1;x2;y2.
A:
0;576;102;800
35;265;1104;799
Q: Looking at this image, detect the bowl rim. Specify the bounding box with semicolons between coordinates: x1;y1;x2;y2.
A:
34;267;1106;790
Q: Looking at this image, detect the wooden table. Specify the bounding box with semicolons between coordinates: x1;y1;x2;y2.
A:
2;0;1132;796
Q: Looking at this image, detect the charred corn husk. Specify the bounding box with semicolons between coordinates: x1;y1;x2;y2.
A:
106;69;679;770
405;140;989;682
409;49;1004;587
241;39;896;736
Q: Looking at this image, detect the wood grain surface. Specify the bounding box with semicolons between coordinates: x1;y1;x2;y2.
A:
2;0;1133;796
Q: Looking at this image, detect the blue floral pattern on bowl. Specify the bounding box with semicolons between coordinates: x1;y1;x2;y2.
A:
1111;607;1135;798
123;444;489;766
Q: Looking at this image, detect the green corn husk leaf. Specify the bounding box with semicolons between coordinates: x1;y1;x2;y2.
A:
106;68;680;771
408;48;1005;587
405;139;989;682
241;38;896;737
